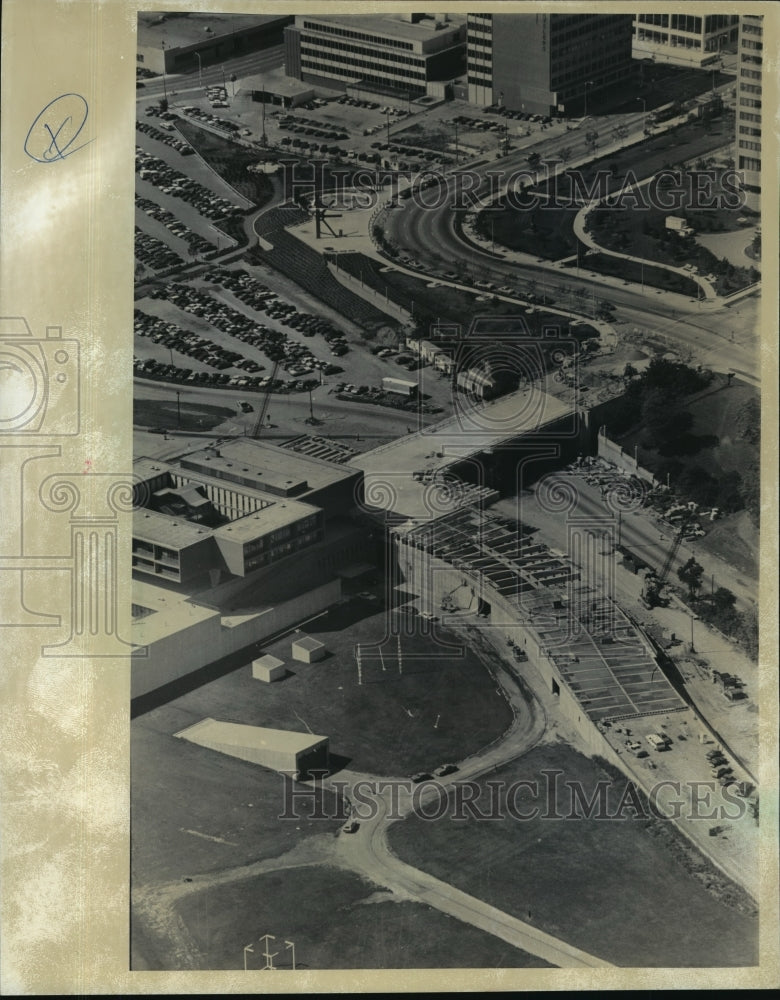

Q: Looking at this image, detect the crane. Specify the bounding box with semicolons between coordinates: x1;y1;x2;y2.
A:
250;358;279;438
641;506;696;608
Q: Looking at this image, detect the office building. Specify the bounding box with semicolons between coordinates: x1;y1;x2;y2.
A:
467;13;634;115
284;13;466;98
736;14;763;210
633;13;739;67
137;11;292;75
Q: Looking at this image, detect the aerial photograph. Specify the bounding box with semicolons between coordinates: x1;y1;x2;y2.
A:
130;8;762;971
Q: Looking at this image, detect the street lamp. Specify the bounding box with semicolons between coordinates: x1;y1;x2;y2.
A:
243;943;254;971
194;51;203;90
384;108;391;149
451;119;459;165
636;96;646;133
284;940;296;971
583;80;594;117
161;41;168;105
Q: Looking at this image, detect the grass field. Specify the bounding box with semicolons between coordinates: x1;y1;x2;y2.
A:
176;119;276;209
388;743;758;967
135;598;513;778
133;397;235;431
173;866;551;970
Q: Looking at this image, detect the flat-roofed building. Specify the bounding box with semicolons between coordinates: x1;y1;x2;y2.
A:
736;14;763;211
633;13;738;67
284;12;466;98
467;12;633;116
175;718;330;778
179;439;362;518
137;11;292;75
212;499;323;578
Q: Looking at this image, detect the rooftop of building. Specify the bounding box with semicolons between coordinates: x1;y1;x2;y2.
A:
241;68;315;97
294;12;466;45
175;718;328;754
212;496;320;544
292;635;325;651
351;386;573;519
138;12;289;50
181;438;360;496
133;508;213;548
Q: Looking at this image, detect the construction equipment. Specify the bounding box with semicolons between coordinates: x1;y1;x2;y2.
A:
250;358;279;438
641;506;695;608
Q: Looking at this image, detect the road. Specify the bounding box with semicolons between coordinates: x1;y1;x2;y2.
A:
134;376;430;446
322;631;614;968
503;471;757;609
385;119;760;383
138;45;285;105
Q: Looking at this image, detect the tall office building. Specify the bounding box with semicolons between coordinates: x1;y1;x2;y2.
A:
632;14;739;67
736;14;763;210
284;13;466;98
467;13;634;116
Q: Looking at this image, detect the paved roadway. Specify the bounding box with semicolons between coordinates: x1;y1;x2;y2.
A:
323;629;614;969
134;376;429;446
385;120;760;384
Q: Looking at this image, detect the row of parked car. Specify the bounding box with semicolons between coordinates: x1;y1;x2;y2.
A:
133;355;318;396
134;227;183;272
134;309;255;371
277;113;348;143
209;267;350;358
484;105;553;124
136;196;215;257
179;106;247;137
136;117;194;156
135;148;243;224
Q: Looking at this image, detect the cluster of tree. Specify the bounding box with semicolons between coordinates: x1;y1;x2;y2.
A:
677;558;758;661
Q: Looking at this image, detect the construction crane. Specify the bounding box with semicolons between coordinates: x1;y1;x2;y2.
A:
641;506;696;608
251;358;279;438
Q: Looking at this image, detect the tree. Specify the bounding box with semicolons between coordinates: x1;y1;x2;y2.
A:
559;145;573;165
527;151;542;173
585;130;599;153
677;557;704;599
159;97;168;113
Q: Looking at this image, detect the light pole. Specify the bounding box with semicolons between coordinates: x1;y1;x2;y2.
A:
636;96;646;133
243;943;254;971
583;80;594;117
689;612;697;654
261;86;267;146
161;41;168;105
384;108;391;150
175;389;181;428
452;119;459;165
194;51;203;90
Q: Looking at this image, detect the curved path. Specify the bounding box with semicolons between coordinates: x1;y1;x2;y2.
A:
320;637;613;968
384;134;760;384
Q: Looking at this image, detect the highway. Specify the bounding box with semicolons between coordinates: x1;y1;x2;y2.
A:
385;118;760;383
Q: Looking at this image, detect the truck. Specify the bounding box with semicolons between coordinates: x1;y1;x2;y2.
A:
382;376;418;399
665;215;694;236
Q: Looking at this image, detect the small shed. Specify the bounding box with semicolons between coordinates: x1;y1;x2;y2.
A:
252;653;286;682
292;634;326;663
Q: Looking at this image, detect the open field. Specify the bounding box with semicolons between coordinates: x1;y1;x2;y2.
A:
171;866;551;970
133;596;514;778
388;743;758;967
133;397;235;432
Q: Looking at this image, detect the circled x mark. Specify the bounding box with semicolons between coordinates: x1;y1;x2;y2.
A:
24;93;93;163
